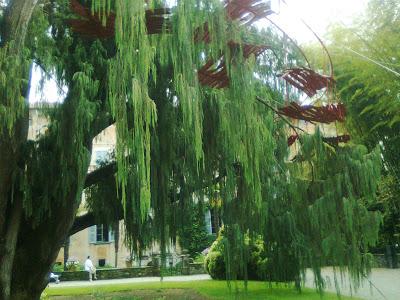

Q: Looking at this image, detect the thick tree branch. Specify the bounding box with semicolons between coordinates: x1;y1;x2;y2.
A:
72;171;226;235
84;162;116;189
69;212;98;236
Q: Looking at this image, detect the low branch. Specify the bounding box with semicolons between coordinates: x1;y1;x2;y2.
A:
84;162;116;188
69;212;97;236
73;171;225;235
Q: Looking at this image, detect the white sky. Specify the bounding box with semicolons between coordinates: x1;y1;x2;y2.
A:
29;0;368;103
268;0;368;43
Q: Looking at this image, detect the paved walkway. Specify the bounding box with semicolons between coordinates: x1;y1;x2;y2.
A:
49;274;211;288
304;268;400;300
49;269;400;300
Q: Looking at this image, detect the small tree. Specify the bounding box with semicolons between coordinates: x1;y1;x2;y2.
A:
178;204;215;258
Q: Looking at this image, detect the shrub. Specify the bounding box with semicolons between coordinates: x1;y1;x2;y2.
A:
65;261;84;271
204;229;268;281
204;250;226;279
97;263;115;269
52;263;64;273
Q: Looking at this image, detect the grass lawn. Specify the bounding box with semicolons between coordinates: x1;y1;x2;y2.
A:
44;280;361;299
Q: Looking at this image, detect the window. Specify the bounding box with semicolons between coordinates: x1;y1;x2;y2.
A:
205;210;212;234
94;150;109;166
96;224;109;242
205;209;219;234
89;225;114;244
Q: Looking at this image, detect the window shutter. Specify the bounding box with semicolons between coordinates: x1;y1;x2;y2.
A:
109;227;115;242
89;225;96;243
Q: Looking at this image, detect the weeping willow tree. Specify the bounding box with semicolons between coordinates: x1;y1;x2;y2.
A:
0;1;382;299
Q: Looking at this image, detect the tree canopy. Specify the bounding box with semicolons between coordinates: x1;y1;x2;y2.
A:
0;1;383;299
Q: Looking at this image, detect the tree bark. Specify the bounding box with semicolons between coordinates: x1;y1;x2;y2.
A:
1;0;38;51
0;1;38;300
64;237;71;271
0;198;23;300
114;223;120;267
8;87;94;299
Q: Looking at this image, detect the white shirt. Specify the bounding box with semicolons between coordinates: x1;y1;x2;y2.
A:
84;258;94;272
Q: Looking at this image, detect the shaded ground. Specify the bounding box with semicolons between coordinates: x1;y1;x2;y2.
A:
304;268;400;300
50;288;207;300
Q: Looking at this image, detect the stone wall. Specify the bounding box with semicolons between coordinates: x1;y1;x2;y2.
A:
55;264;206;281
188;263;205;275
372;254;400;268
55;266;159;281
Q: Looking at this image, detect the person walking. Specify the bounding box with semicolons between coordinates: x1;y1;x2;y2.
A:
84;256;97;281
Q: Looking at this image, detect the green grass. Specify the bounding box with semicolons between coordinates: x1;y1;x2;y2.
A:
45;280;360;299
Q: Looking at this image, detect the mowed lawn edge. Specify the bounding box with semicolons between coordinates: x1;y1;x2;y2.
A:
44;280;362;299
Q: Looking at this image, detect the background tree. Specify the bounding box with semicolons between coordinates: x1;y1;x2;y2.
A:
0;1;383;299
323;0;400;265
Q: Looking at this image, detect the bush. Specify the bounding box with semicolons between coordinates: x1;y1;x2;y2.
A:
204;250;226;279
65;261;84;271
52;263;64;273
97;263;115;269
204;229;269;281
204;227;267;280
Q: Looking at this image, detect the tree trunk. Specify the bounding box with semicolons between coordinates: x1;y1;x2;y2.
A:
0;1;39;299
9;149;91;300
114;223;120;267
0;198;23;300
64;237;71;271
1;0;39;51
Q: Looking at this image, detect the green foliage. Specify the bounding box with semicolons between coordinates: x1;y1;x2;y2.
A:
374;175;400;248
97;263;115;270
64;261;84;272
193;254;206;263
178;204;215;258
0;44;30;133
51;264;64;273
326;0;400;250
204;228;268;281
0;0;384;296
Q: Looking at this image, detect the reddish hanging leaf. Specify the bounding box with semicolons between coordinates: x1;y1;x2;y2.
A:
287;134;299;146
281;68;335;97
68;0;171;38
225;0;274;25
279;102;346;124
198;42;269;88
198;58;230;89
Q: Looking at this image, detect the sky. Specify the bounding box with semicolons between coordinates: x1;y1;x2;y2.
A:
29;0;369;103
268;0;368;43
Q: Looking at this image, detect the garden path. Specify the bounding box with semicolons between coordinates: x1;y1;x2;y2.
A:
49;268;400;299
